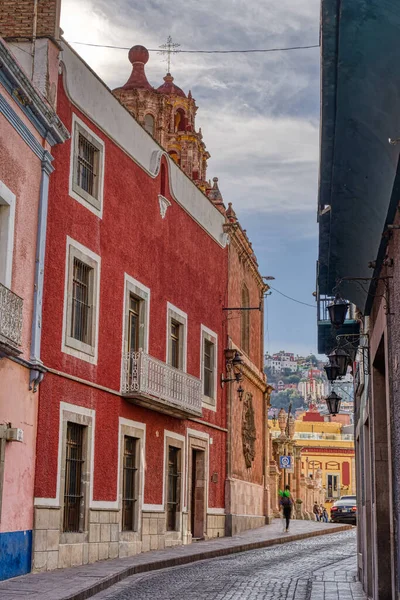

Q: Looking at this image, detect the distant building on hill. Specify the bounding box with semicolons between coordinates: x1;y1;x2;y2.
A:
265;350;298;373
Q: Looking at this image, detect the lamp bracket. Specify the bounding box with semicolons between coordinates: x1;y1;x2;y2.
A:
335;333;370;375
333;276;393;315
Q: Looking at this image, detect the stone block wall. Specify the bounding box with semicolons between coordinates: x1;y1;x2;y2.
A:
33;506;208;572
206;514;225;539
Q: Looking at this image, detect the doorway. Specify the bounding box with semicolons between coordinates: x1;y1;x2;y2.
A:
371;335;393;599
191;449;205;539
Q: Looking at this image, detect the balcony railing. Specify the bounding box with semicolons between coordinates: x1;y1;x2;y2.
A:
0;283;23;355
122;350;202;418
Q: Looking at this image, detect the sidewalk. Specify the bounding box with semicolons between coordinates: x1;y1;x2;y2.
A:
0;521;352;600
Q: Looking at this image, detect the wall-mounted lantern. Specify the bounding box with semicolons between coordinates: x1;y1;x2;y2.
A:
327;295;349;328
325;391;342;416
328;348;350;377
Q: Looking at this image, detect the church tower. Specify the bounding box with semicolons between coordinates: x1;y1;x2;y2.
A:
113;44;210;192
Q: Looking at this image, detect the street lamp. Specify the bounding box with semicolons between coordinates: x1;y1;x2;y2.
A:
328;348;350;377
221;350;245;401
327;295;349;328
324;363;340;382
325;391;342;416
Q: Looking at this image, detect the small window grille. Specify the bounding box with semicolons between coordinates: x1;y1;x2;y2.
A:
77;133;98;198
203;339;214;398
71;258;92;344
167;446;181;531
63;422;85;532
122;436;139;531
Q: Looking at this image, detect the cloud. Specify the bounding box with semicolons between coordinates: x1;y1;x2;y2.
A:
60;0;322;353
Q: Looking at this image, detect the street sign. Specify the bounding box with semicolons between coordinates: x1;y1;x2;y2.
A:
279;455;292;469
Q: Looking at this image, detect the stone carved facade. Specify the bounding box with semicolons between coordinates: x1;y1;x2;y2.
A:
242;392;256;468
113;46;210;192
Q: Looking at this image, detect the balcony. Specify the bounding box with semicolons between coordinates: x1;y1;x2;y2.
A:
0;283;23;357
317;293;359;355
122;350;202;418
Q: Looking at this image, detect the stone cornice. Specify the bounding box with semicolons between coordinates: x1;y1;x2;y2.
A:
224;221;267;291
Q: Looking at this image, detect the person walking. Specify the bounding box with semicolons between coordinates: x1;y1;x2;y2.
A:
279;485;295;533
322;506;329;523
313;502;320;521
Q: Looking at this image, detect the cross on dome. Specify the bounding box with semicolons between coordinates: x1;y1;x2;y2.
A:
158;36;180;74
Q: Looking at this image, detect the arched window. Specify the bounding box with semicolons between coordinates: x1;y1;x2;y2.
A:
160;163;166;196
241;284;250;355
174;109;186;132
144;114;155;136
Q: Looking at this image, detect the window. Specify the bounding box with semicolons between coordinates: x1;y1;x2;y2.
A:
327;474;340;498
122;436;139;531
167;446;181;531
170;320;181;369
201;325;217;408
70;115;104;214
241;284;250;355
63;422;85;532
71;258;93;344
203;340;214;397
63;238;100;363
0;181;16;288
166;303;187;371
144;114;155;136
128;295;142;353
160;163;167;197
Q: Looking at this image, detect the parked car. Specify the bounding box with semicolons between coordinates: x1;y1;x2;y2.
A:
330;497;357;524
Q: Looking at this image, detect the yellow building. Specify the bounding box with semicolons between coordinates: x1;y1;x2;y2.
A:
270;408;355;514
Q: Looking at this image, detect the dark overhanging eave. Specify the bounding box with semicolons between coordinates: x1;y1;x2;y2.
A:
317;0;400;312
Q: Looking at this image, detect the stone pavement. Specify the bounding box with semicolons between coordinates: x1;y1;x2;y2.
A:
0;521;352;600
91;530;365;600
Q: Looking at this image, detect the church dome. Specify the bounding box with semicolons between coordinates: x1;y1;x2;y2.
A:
157;73;186;98
117;45;153;91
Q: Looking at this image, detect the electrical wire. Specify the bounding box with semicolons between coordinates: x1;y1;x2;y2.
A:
68;41;320;54
268;286;316;308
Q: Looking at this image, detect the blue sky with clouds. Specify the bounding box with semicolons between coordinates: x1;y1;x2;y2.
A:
61;0;321;357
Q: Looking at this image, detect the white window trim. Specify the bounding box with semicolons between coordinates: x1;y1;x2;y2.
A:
62;236;101;365
69;113;105;218
0;181;16;288
164;430;186;522
166;302;188;372
34;402;95;508
200;325;218;412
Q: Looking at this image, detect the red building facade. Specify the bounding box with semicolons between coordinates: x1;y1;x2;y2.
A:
32;40;229;570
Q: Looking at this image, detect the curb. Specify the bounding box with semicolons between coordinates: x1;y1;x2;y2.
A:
64;524;353;600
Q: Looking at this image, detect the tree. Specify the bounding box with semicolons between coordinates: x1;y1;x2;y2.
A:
282;368;292;378
288;374;301;384
271;389;304;412
305;354;318;366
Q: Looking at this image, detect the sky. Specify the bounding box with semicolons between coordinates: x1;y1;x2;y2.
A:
60;0;321;358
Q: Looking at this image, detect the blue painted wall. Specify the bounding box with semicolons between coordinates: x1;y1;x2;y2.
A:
0;530;32;580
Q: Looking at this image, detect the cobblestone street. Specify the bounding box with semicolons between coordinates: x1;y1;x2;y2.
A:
92;530;365;600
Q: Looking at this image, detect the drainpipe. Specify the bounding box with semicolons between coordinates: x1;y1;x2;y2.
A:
29;151;54;392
